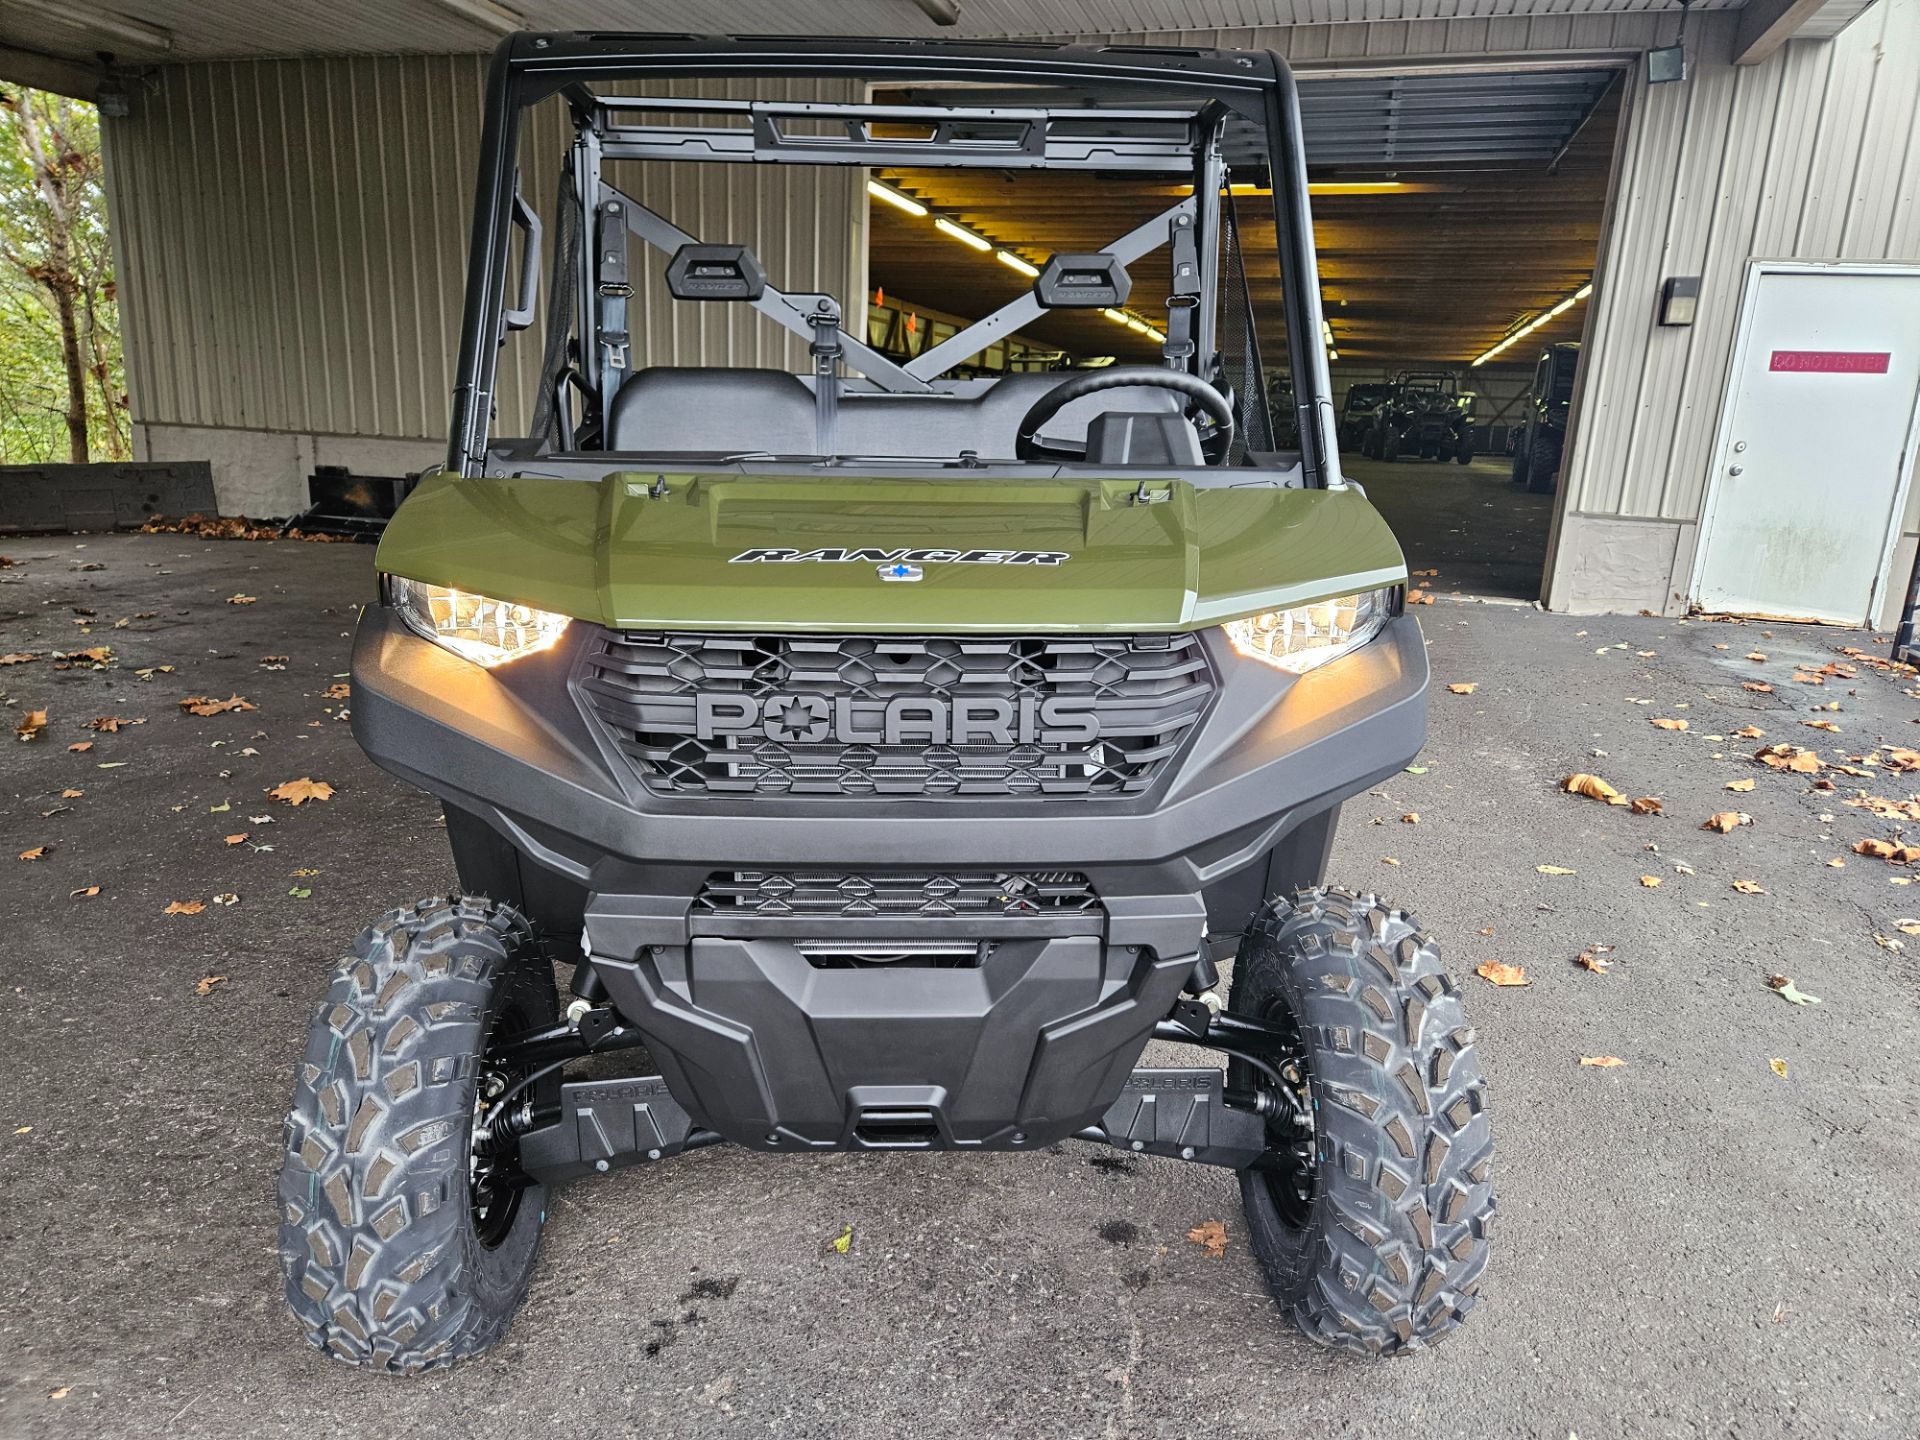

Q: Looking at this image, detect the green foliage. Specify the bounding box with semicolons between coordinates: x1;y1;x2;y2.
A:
0;88;127;463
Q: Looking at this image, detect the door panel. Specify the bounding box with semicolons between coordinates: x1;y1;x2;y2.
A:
1695;269;1920;625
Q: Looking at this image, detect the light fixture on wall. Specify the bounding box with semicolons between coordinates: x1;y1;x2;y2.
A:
1659;276;1701;326
1471;281;1594;366
1648;0;1695;84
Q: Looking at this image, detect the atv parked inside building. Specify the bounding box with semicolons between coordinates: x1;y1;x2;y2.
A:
1511;341;1580;493
276;32;1494;1373
1361;371;1474;463
1337;381;1391;450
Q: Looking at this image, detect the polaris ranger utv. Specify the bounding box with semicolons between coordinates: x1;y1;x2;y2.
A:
1511;341;1580;493
278;33;1493;1372
1362;371;1474;463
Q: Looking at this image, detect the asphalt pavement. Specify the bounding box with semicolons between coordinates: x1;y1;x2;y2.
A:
2;532;1916;1439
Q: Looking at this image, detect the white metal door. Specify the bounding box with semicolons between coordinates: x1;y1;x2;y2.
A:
1694;265;1920;625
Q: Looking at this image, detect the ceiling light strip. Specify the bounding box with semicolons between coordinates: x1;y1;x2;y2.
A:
1471;281;1594;367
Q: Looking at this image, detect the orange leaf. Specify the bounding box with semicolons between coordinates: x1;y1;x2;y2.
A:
178;694;256;717
19;845;48;861
1802;719;1841;732
269;777;335;806
1702;811;1753;833
1731;879;1767;895
223;833;249;846
0;652;41;665
69;884;100;898
226;593;257;605
1639;874;1663;887
1725;778;1756;792
1475;960;1528;987
195;975;228;995
1734;725;1766;738
1746;652;1768;662
1579;1055;1628;1068
1562;773;1628;806
1446;682;1478;694
1754;744;1821;773
1406;589;1434;606
14;708;47;742
1743;682;1774;693
1400;812;1420;824
1186;1220;1229;1257
1630;797;1663;815
1650;717;1689;731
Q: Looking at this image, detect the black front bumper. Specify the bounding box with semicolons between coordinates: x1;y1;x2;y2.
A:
350;610;1427;1150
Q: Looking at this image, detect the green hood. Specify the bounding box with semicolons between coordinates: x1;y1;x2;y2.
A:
374;469;1407;633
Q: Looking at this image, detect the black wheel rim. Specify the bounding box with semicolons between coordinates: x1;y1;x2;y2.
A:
470;1000;536;1249
1230;993;1319;1230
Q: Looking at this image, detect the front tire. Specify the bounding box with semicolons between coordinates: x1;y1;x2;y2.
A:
1526;429;1562;493
278;897;558;1372
1232;887;1494;1355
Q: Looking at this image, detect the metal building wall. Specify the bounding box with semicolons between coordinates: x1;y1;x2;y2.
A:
100;56;862;514
1085;1;1920;615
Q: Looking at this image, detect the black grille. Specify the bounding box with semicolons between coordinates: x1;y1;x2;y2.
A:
578;630;1214;798
695;870;1100;918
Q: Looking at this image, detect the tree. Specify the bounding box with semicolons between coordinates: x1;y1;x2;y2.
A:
0;88;127;464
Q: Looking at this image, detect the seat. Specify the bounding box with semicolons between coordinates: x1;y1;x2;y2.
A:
606;367;1183;461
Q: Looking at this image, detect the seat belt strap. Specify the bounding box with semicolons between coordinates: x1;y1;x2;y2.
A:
1163;212;1201;368
596;195;633;420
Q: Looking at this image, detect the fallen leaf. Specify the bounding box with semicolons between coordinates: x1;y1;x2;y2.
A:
226;593;257;605
1536;864;1576;876
1766;975;1821;1006
69;885;99;898
1895;919;1920;936
163;899;205;916
1769;1058;1789;1080
324;681;351;700
1575;947;1614;974
1639;874;1663;887
1400;812;1419;824
1701;811;1753;833
1743;682;1774;693
1579;1055;1627;1068
178;694;256;717
1406;589;1434;606
1563;773;1628;806
1746;652;1768;662
66;740;92;753
1731;879;1767;895
1186;1220;1229;1257
1883;747;1920;772
48;1386;72;1401
1754;743;1821;773
19;846;49;861
223;833;249;846
87;716;143;733
1650;717;1690;731
1826;857;1846;868
1474;960;1529;987
1405;764;1428;775
14;709;47;742
1630;797;1663;815
288;886;313;899
830;1224;853;1255
212;892;240;906
1725;778;1757;792
195;975;228;995
1802;719;1841;732
0;652;40;665
1446;682;1478;695
1733;725;1766;739
270;777;335;805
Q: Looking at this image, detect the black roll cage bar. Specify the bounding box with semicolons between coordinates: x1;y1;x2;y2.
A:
450;33;1341;488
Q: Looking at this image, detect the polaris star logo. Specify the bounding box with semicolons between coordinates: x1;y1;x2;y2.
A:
730;547;1069;566
878;562;922;582
695;692;1099;745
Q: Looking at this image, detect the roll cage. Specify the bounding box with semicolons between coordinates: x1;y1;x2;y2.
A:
450;33;1339;486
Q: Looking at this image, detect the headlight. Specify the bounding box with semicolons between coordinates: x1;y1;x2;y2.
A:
1221;587;1396;674
384;576;571;668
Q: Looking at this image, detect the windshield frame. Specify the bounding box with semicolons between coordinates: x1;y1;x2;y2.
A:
450;33;1337;487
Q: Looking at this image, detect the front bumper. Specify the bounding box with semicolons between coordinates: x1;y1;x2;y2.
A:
350;610;1426;1149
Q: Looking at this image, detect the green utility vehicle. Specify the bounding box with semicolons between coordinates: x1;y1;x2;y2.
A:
1337;381;1392;450
277;33;1493;1373
1511;341;1580;493
1361;371;1474;464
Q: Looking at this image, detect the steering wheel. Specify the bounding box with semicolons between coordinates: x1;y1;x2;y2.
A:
1014;366;1236;465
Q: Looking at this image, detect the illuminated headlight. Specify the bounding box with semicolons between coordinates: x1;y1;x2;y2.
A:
384;576;571;668
1221;588;1396;674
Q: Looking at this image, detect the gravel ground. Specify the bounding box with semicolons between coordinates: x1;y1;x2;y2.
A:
2;532;1917;1439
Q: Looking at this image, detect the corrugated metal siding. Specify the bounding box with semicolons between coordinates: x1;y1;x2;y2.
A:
102;58;860;442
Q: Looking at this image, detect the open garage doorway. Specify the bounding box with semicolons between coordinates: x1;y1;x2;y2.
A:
1305;66;1624;602
855;62;1625;606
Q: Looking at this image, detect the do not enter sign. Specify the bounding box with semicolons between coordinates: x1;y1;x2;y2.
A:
1769;350;1892;374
